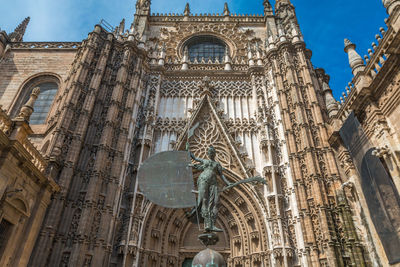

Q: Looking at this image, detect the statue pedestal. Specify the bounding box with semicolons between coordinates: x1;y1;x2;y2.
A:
198;232;219;247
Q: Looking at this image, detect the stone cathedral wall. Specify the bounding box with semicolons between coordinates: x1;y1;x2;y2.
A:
0;47;77;110
0;0;399;266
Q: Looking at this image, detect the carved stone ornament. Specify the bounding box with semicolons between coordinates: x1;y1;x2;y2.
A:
16;87;40;121
156;22;256;61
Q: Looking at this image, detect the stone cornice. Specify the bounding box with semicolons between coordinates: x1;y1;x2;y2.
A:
148;14;266;25
11;42;81;50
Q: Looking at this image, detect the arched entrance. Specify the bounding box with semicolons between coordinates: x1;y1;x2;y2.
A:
137;171;270;267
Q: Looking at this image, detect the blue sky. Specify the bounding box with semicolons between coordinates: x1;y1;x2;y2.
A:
0;0;387;99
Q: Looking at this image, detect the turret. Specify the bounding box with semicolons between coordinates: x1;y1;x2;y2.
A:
133;0;150;41
344;38;365;76
323;82;339;118
263;0;273;16
274;0;302;41
382;0;400;15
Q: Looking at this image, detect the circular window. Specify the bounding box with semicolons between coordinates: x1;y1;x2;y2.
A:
185;35;227;63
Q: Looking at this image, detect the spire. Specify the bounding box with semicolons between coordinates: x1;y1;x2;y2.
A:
15;87;40;122
135;0;151;15
184;3;190;16
119;19;125;34
223;2;230;16
263;0;273;16
9;17;30;42
382;0;400;15
322;82;339;118
344;38;365;76
133;0;150;40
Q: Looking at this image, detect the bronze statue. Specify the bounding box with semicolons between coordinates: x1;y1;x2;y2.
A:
186;142;266;233
186;143;231;232
137;121;266;237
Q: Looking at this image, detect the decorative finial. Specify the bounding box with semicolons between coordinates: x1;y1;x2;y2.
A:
9;17;30;42
118;19;125;36
135;0;151;15
322;81;338;117
223;2;230;16
344;38;365;76
344;38;352;47
184;3;190;16
16;87;40;122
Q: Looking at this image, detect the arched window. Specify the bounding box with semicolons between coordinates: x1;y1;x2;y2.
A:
12;75;59;125
26;82;58;124
185;35;227;63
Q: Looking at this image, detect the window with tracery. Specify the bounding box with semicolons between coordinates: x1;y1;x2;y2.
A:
185;35;226;63
13;77;59;125
25;82;58;124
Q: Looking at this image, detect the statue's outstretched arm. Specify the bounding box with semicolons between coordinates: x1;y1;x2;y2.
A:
218;164;231;186
186;142;204;163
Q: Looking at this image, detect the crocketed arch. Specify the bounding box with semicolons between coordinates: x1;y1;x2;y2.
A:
137;171;269;267
11;73;60;124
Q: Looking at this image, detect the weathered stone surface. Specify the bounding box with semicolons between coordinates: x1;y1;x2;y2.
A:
0;0;398;266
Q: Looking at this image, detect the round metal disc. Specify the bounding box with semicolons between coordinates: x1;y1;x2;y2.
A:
137;151;196;209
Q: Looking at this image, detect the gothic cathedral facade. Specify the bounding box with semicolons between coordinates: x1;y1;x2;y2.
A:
0;0;400;266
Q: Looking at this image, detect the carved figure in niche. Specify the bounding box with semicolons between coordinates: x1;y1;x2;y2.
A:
186;143;231;232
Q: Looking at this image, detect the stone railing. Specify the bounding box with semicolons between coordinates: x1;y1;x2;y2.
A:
162;62;249;72
336;25;390;121
149;13;265;23
0;106;47;172
363;27;388;79
12;42;81;49
21;137;47;172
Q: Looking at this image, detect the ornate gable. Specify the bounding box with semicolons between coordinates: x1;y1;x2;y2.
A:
175;82;250;179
